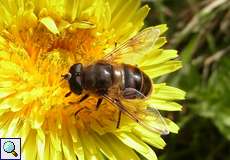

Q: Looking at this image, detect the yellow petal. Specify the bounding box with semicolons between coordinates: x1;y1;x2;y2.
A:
44;135;51;160
19;122;31;146
165;118;180;133
32;109;46;129
127;5;150;35
102;2;112;29
0;60;23;76
65;0;81;21
111;0;140;30
153;24;168;35
20;88;46;105
140;49;178;67
73;133;85;160
133;127;166;149
2;97;23;111
40;16;60;34
23;130;37;160
91;132;117;160
36;128;46;160
103;133;140;160
0;36;7;48
0;88;16;99
0;112;12;133
49;119;62;152
69;21;96;30
116;132;157;160
62;123;77;160
17;0;25;11
108;0;123;13
147;99;183;111
0;50;10;60
78;130;104;160
142;61;182;78
0;2;12;26
152;83;186;100
0;108;8;117
67;121;79;143
5;116;20;137
50;145;63;160
154;37;167;49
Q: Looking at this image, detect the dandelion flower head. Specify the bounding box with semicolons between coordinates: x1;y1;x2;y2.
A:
0;0;185;160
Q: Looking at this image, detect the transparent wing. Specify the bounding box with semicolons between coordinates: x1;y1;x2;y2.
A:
103;88;169;135
122;88;169;135
103;27;160;63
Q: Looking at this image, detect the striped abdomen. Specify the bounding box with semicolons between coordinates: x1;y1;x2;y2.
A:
122;64;152;99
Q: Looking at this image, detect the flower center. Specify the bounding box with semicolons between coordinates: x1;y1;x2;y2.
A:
3;24;104;62
0;17;120;133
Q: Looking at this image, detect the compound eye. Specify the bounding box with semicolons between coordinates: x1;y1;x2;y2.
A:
76;76;81;86
69;63;82;76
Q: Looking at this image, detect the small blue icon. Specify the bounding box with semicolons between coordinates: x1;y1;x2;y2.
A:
3;141;18;157
0;138;21;160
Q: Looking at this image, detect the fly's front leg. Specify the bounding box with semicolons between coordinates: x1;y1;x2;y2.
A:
68;94;90;105
116;110;122;128
95;98;103;110
79;94;90;103
65;91;72;97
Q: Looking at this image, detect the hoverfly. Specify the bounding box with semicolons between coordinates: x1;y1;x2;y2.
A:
63;27;169;135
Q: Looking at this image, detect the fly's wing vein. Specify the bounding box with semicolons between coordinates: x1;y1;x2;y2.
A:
103;88;169;135
102;27;160;63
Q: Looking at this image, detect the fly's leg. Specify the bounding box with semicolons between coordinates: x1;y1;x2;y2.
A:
68;94;90;105
79;94;90;103
65;91;72;97
74;106;91;120
95;98;103;110
116;110;122;128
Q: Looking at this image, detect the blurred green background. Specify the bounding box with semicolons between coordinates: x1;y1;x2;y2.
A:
142;0;230;159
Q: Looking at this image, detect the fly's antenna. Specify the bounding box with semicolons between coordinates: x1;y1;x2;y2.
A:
61;73;72;81
60;73;72;97
49;73;72;97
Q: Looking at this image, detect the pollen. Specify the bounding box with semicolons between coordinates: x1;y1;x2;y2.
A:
1;22;103;64
0;13;115;132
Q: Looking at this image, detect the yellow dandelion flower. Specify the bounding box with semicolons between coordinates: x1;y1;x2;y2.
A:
0;0;185;160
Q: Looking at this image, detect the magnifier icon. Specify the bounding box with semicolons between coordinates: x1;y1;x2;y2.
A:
3;141;18;157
